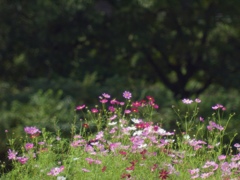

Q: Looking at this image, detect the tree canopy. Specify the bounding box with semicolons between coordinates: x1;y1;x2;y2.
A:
1;0;240;98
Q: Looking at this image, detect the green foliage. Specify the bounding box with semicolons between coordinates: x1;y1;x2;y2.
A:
1;0;240;98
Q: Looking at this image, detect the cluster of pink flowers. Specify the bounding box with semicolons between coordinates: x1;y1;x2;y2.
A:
7;92;240;179
188;139;207;151
85;157;102;164
182;98;201;104
47;166;64;176
7;149;29;164
212;104;226;110
207;121;224;131
24;126;41;135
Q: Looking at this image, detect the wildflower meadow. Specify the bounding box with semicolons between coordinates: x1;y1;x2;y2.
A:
1;91;240;180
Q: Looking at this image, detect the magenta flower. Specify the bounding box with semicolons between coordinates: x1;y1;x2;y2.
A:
108;106;115;112
25;143;34;150
24;126;41;135
75;104;85;110
110;99;119;104
47;166;64;176
91;108;99;113
7;149;18;160
17;156;28;164
182;98;193;104
132;101;141;107
123;91;132;99
100;99;108;103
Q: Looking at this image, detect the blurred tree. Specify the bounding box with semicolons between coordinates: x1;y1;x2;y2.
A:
0;0;240;98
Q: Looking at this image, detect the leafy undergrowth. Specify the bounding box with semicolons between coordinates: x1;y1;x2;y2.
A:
1;91;240;180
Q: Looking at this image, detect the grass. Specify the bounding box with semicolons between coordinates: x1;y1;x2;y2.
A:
1;91;240;180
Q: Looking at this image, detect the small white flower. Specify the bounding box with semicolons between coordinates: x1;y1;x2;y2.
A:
133;130;142;136
138;144;147;148
108;122;117;126
157;128;166;135
57;176;66;180
131;118;140;124
183;134;190;140
128;126;137;131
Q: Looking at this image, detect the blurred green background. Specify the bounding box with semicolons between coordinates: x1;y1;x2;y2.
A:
1;0;240;169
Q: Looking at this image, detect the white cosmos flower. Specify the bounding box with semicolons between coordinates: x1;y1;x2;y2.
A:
138;144;147;148
157;128;166;135
108;122;117;126
131;118;140;124
128;126;137;131
133;130;142;136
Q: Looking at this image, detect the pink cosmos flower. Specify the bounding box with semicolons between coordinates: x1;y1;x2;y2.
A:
25;143;34;150
47;166;64;176
7;149;18;160
24;126;41;135
124;109;131;114
188;168;200;175
108;106;115;112
75;104;85;110
100;99;108;103
195;98;201;103
82;168;90;172
212;104;225;110
110;99;119;104
234;143;240;148
96;131;104;140
91;108;99;113
218;155;226;161
85;158;95;164
123;91;132;99
17;156;28;164
199;117;204;122
109;114;117;121
207;121;224;131
109;142;121;152
182;98;193;104
85;157;101;165
146;96;155;102
202;161;218;171
132;101;141;107
38;141;45;145
102;93;111;99
119;102;125;106
200;172;214;179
